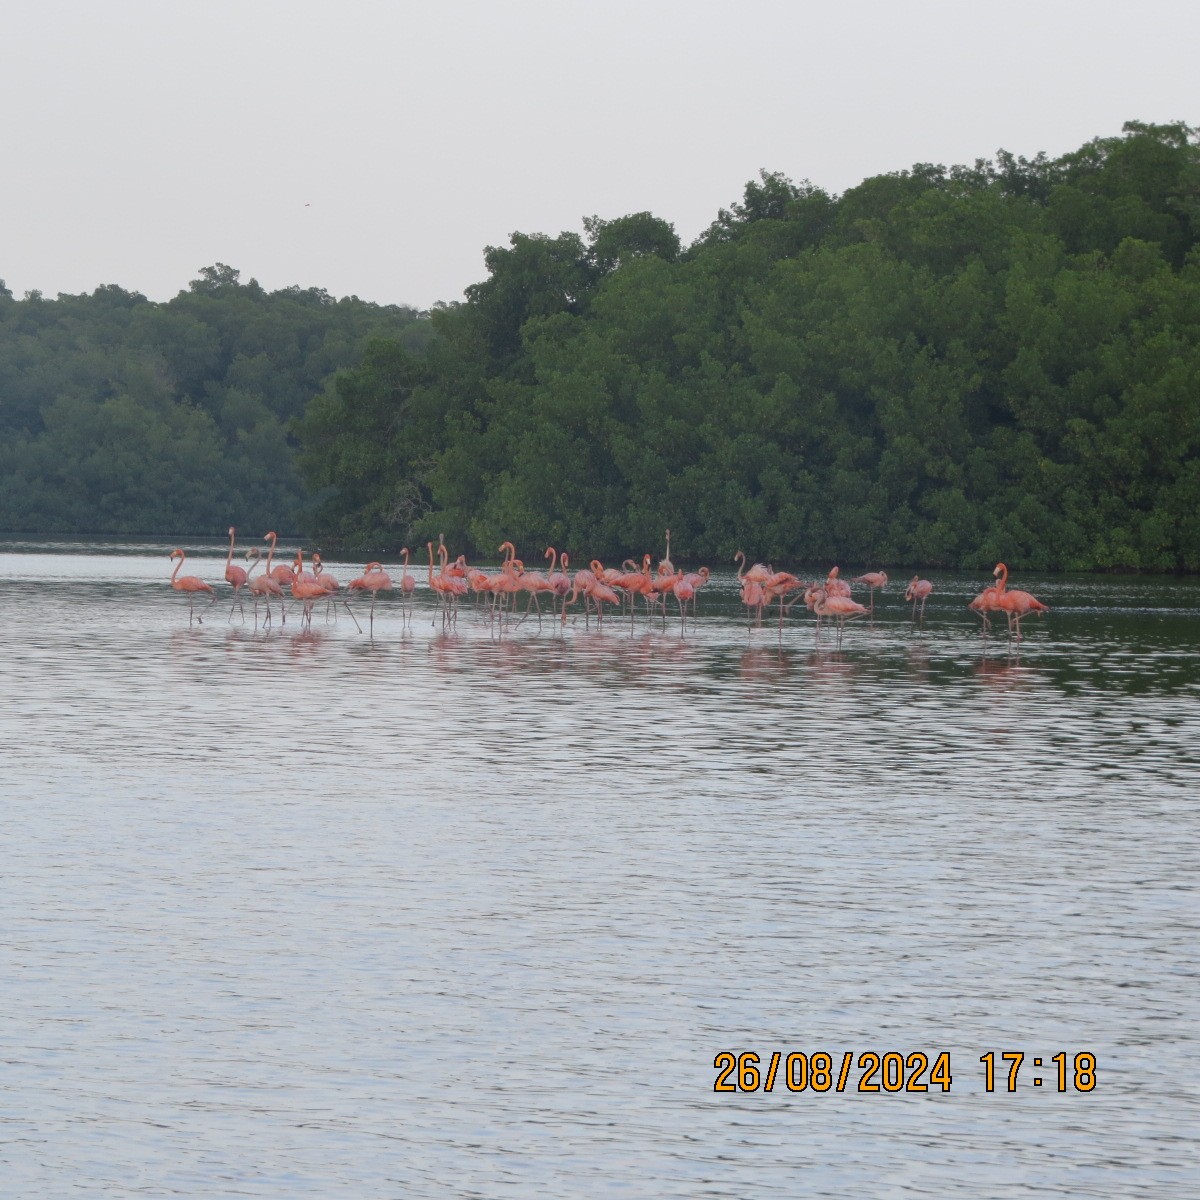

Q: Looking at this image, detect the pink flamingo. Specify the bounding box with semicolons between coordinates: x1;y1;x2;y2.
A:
991;563;1049;642
968;582;1003;631
224;526;249;622
905;576;934;621
853;570;888;612
441;546;469;623
813;588;868;647
310;553;342;622
264;532;295;588
561;566;621;628
616;554;658;627
312;554;340;593
659;528;674;575
397;548;417;625
427;542;463;628
740;575;767;628
169;548;216;624
288;550;331;630
348;561;391;634
677;565;711;621
734;550;772;585
825;566;852;598
671;573;695;633
244;547;280;628
516;558;556;628
763;570;806;629
438;534;468;577
546;550;572;617
491;555;526;627
651;566;683;627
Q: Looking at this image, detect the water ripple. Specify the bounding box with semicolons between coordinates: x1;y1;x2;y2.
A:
1;543;1197;1197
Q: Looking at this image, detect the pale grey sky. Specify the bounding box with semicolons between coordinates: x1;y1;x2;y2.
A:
3;0;1196;308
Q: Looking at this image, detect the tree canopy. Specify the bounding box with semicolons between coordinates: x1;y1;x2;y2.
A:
0;266;429;535
298;121;1200;571
6;122;1200;571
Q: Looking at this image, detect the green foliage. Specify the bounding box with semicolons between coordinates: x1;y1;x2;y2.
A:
0;267;429;535
300;121;1200;569
8;122;1200;571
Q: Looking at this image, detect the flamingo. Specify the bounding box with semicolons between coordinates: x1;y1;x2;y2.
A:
763;570;806;629
224;526;249;622
616;554;658;627
905;576;934;621
991;563;1049;642
310;553;342;622
853;570;888;612
264;532;295;588
440;546;469;624
288;550;331;630
739;575;767;628
825;566;852;598
398;548;417;625
659;528;674;575
169;548;216;624
802;583;824;634
561;567;621;628
245;547;283;628
968;581;1004;631
813;588;868;647
672;573;695;633
427;542;463;627
439;534;468;577
677;565;711;621
734;550;772;585
348;561;391;634
490;555;525;626
312;554;340;594
651;566;683;627
547;550;571;617
516;558;556;628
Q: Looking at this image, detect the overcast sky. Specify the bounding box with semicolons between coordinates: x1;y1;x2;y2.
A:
3;0;1196;308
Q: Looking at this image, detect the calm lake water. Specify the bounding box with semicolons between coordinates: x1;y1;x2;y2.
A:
2;538;1197;1198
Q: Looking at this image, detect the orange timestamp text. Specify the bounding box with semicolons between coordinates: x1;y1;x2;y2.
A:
714;1050;1098;1094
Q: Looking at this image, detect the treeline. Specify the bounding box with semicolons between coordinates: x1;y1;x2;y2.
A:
299;120;1200;570
0;264;430;535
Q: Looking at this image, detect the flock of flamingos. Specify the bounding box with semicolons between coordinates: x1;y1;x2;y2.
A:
166;527;1050;643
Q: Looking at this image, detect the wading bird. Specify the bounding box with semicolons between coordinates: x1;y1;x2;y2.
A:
348;562;392;634
853;570;888;612
813;588;869;647
245;547;283;628
224;526;249;622
992;563;1049;642
905;576;933;621
169;549;216;624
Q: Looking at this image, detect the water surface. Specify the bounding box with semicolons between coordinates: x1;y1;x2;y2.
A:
2;540;1197;1197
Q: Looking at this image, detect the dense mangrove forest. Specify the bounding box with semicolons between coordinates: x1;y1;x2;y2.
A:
0;266;430;535
4;121;1199;569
